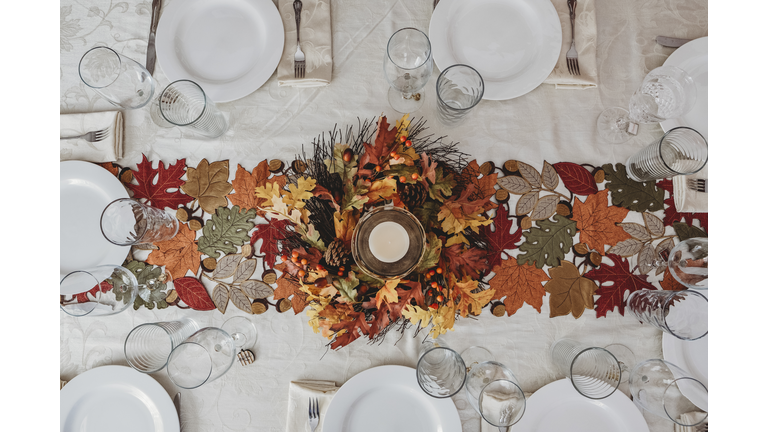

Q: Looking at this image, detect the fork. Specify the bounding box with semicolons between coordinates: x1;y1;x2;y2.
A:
566;0;580;75
293;0;305;79
60;128;110;143
687;178;707;193
308;397;319;432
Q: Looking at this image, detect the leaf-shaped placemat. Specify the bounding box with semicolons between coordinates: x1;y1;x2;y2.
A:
128;154;190;209
234;259;257;282
488;259;549;315
497;175;531;195
609;238;644;257
544;261;597;318
517;162;541;187
241;280;273;299
672;222;707;241
212;254;241;279
530;195;559;221
643;212;665;237
585;254;656;317
174;277;216;311
182;159;234;214
516;191;539;215
212;283;229;313
636;243;657;275
198;206;257;258
230;287;253;314
553;162;598;196
618;223;651;241
602;163;664;212
541;162;559;190
480;204;523;269
517;215;577;269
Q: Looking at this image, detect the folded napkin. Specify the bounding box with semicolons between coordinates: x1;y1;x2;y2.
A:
673;411;708;432
543;0;598;89
479;392;533;432
60;111;124;163
672;165;708;213
286;380;338;432
277;0;333;87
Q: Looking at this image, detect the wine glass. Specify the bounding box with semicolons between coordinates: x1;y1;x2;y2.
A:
462;347;526;428
222;316;258;350
629;359;707;426
78;46;155;109
415;339;467;398
167;327;236;389
60;265;138;317
383;28;433;113
597;66;697;144
668;237;708;289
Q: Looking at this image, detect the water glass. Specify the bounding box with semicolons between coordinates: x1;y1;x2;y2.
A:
416;339;467;398
100;198;179;246
625;126;708;182
167;327;236;389
629;359;707;426
384;28;433;113
550;339;621;399
78;46;155;109
464;359;526;428
626;289;708;340
124;318;200;373
60;265;138;317
152;80;228;138
668;237;708;289
435;64;484;125
628;66;697;124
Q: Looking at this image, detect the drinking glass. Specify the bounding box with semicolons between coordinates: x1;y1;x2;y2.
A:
625;126;708;182
629;359;707;426
124;318;200;373
151;80;228;138
222;316;258;350
78;46;155;109
416;339;467;398
462;347;526;428
598;65;696;144
60;265;138;317
100;198;179;246
668;237;708;289
626;289;708;340
167;327;236;389
384;28;433;113
435;64;484;125
550;339;621;399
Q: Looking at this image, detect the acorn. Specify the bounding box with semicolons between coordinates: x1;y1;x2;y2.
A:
502;160;519;175
291;159;307;174
268;159;284;173
262;269;277;285
573;243;590;257
251;299;269;314
556;200;573;217
491;301;506;317
201;257;217;272
188;216;204;231
479;161;496;176
588;252;603;267
165;289;180;306
520;216;533;230
593;167;605;183
494;188;510;204
119;167;134;184
276;298;292;313
342;148;354;163
176;207;191;223
241;244;253;259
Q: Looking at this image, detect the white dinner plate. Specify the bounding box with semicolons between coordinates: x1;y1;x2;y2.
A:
660;37;708;138
156;0;284;103
323;365;461;432
60;161;129;290
512;379;649;432
429;0;561;100
60;365;179;432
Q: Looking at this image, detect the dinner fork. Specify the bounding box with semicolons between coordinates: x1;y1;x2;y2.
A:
293;0;306;79
566;0;580;75
60;128;110;143
307;397;319;432
687;178;707;193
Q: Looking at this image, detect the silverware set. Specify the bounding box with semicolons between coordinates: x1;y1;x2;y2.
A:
566;0;580;75
60;128;110;143
308;397;320;432
687;178;708;193
293;0;306;78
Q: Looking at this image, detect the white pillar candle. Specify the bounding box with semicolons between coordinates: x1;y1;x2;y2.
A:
368;221;410;263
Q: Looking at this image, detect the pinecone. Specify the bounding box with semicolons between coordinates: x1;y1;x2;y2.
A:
324;238;349;267
401;182;427;209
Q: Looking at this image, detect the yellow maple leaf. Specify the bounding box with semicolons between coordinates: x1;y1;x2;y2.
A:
287;177;316;209
374;278;400;308
395;113;411;135
254;182;283;206
402;304;433;328
364;178;397;204
452;276;495;317
430;303;457;338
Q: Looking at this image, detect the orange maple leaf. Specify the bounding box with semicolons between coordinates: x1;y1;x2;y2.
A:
451;276;495;317
146;223;201;280
572;189;631;254
374;278;400;308
273;263;308;314
229;161;286;216
488;259;549;315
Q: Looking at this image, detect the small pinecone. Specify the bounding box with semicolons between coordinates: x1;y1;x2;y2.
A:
324;238;349;267
402;183;427;209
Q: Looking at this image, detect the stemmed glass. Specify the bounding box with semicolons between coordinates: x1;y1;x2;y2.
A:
668;237;708;289
597;65;697;144
60;265;138;317
78;46;155;109
462;347;526;429
383;28;433;113
629;359;707;426
167;327;236;389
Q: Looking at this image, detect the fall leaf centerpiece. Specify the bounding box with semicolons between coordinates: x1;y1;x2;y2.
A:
255;115;497;349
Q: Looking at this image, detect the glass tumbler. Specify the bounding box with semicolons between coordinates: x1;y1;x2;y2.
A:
625;126;708;182
435;64;484;125
100;198;179;246
416;339;467;398
464;359;526;428
124;318;200;373
152;80;228;138
78;46;155;109
629;359;707;426
60;265;138;317
626;289;708;340
550;339;622;399
668;237;708;289
384;28;433;113
167;327;236;389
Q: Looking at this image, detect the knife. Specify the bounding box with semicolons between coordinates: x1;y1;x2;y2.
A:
655;36;692;48
145;0;162;75
173;392;183;431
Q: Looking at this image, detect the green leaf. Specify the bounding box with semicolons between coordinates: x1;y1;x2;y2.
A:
517;215;577;269
429;166;455;202
119;261;166;305
325;144;358;182
334;273;360;303
198;206;257;258
413;200;441;230
352;266;385;288
672;222;707;241
601;163;664;213
341;179;369;212
416;232;442;273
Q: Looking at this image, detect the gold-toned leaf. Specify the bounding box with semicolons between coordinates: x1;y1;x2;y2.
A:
608;238;644;257
516;191;539;216
530;195;559;221
241;280;273;299
544;261;597;318
637;243;657;275
517;162;541;187
212;254;241;279
181;159;233;214
619;223;651;242
212;283;229;314
643;212;666;237
230;288;253;314
497;175;531;195
233;259;257;282
541;161;559;190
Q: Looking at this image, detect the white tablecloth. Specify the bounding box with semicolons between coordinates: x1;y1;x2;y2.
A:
60;1;707;431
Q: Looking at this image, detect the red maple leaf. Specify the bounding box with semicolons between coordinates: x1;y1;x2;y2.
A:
128;154;191;209
442;244;489;279
250;219;290;269
358;116;400;169
585;254;656;317
480;204;523;269
330;311;371;349
173;277;216;311
656;179;708;232
553;162;598;195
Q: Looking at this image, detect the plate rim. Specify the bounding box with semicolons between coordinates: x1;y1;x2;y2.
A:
60;365;179;432
155;0;285;103
429;0;562;100
323;365;461;432
660;36;708;136
60;160;129;283
512;378;649;432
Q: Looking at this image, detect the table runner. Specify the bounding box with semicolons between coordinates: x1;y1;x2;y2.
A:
60;1;708;431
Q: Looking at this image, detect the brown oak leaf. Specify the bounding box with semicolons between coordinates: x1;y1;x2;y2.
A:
572;189;631;254
489;259;549;315
273;262;308;313
182;159;234;214
229;161;287;216
146;223;201;280
455;160;498;212
544;261;598;318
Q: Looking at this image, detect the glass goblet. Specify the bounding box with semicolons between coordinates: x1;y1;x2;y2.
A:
78;46;155;109
383;27;433;113
60;265;138;317
416;339;467;398
222;316;258;350
668;237;708;289
629;359;707;426
462;347;526;428
167;327;236;389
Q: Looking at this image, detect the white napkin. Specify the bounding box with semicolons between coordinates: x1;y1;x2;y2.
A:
543;0;598;89
672;165;708;213
479;392;532;432
286;380;338;432
673;411;708;432
60;111;124;163
277;0;333;87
